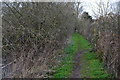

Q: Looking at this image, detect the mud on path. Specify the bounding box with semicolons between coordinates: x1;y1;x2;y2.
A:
70;50;85;78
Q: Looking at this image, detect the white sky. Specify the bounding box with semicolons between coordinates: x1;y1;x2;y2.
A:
80;0;120;19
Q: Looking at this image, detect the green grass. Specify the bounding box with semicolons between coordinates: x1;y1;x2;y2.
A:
81;52;110;78
77;34;111;78
72;33;92;50
53;33;83;78
53;33;110;78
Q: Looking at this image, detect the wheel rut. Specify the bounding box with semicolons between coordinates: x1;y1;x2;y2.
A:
70;50;85;78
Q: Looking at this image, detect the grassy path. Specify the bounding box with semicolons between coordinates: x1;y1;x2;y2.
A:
53;33;82;78
53;33;110;78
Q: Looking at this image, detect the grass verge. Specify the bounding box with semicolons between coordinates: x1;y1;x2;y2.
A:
78;34;111;78
81;52;110;78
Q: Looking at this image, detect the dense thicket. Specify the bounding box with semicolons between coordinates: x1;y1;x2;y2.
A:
79;10;120;78
2;2;78;78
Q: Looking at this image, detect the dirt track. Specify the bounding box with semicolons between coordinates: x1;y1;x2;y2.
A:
70;51;85;78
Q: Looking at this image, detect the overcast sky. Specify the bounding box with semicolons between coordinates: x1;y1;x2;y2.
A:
79;0;119;19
